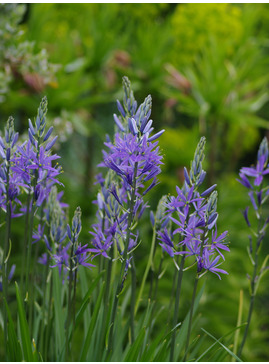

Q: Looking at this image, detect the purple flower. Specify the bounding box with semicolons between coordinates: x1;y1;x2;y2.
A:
74;244;95;269
89;227;113;258
239;137;269;188
210;229;230;259
202;249;228;280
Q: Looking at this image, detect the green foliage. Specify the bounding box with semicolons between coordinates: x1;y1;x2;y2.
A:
1;3;269;362
171;4;243;67
165;36;269;181
0;4;58;104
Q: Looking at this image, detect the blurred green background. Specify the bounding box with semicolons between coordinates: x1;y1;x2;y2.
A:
1;3;269;361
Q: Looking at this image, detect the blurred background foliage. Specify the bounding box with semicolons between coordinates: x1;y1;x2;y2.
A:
1;3;269;361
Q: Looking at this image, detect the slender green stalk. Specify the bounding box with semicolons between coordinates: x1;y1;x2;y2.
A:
183;275;199;361
130;259;136;343
107;262;124;356
184;227;206;361
29;227;41;336
44;274;53;361
20;192;31;291
170;254;186;362
232;290;243;361
167;255;180;324
65;243;74;360
96;254;113;361
237;242;259;357
153;254;164;302
135;225;156;314
2;163;11;357
238;196;263;358
25;203;35;318
107;162;138;355
40;257;50;354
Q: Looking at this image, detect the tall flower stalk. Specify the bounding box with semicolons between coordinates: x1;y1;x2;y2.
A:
89;77;164;355
157;137;229;361
237;137;269;358
0;116;19;351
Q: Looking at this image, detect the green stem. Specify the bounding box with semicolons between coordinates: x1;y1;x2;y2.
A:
44;274;53;361
97;255;113;361
130;259;136;344
237;244;259;357
107;262;124;356
183;275;199;361
40;257;50;354
3;164;11;357
20;192;31;291
170;254;186;362
65;243;74;360
167;255;180;325
107;162;138;355
238;190;263;358
153;254;164;302
25;202;35;319
135;225;156;314
184;226;206;361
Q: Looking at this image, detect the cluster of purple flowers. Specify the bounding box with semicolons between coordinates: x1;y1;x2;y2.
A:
238;137;269;220
35;178;94;279
157;137;230;279
0;98;94;283
89;77;164;270
237;137;269;260
0;97;61;218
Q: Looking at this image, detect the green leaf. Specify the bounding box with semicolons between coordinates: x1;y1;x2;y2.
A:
140;326;167;361
15;282;34;361
80;281;105;361
174;282;205;361
4;297;23;361
124;326;146;362
201;328;242;362
52;268;65;360
75;270;104;329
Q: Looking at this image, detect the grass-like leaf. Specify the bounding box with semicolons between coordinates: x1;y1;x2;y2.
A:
80;281;105;361
52;268;65;360
4;297;23;361
15;282;35;361
201;327;242;362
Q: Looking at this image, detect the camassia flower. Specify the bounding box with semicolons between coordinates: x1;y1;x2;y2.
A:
238;137;269;214
102;133;163;192
90;77;164;269
157;137;229;279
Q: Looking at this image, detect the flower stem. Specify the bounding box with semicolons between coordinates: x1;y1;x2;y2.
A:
237;243;259;357
130;259;136;344
65;243;74;360
44;274;53;361
135;224;156;314
238;197;263;358
107;162;138;356
20;192;31;291
170;254;186;362
183;275;199;361
25;203;35;319
3;164;11;357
